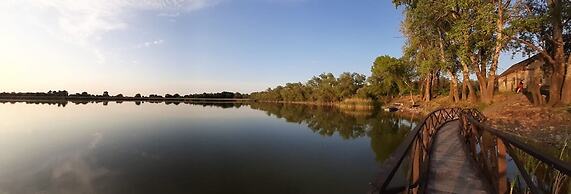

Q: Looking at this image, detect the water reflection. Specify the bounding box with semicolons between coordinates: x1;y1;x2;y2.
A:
249;103;418;162
0;100;247;108
0;102;417;194
0;132;112;194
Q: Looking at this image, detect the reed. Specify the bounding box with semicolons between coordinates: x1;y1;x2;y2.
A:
335;98;375;110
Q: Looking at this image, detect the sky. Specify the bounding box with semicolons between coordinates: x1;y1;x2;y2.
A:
0;0;523;95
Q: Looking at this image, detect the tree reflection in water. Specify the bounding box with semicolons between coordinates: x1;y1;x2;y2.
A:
249;103;419;163
0;100;417;163
0;100;245;109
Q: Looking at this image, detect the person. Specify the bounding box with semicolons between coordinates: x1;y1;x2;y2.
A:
516;80;524;93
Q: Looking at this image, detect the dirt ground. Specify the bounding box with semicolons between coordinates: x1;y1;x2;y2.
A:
483;93;571;147
388;93;571;147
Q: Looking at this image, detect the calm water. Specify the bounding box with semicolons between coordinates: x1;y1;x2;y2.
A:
0;101;417;194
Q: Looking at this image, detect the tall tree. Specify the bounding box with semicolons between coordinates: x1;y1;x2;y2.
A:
396;0;462;102
396;0;512;104
402;8;443;102
484;0;511;104
510;0;571;105
448;0;497;102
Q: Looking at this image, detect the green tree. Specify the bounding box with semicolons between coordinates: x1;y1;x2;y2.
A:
251;72;368;103
336;72;367;100
395;0;461;102
369;55;414;98
396;0;511;104
402;13;443;102
307;73;338;102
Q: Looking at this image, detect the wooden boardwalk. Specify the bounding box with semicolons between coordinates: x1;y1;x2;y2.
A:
371;108;571;194
426;120;491;194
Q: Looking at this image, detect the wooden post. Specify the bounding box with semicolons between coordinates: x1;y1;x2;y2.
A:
497;138;508;194
423;126;430;159
411;139;421;194
469;124;479;161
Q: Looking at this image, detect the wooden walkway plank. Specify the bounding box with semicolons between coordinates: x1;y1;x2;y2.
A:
427;120;492;194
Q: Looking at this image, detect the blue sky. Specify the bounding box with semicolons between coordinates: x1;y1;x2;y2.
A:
0;0;521;95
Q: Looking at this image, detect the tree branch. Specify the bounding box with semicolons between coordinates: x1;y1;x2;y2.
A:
563;18;571;27
513;37;556;65
503;0;511;9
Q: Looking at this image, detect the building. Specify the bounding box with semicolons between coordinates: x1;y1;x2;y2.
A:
497;55;550;93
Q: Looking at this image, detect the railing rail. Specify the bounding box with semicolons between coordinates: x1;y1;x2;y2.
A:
368;108;466;193
369;108;571;194
461;114;570;194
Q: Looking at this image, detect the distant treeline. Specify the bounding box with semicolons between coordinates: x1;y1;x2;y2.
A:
0;90;248;100
186;91;247;99
0;99;246;108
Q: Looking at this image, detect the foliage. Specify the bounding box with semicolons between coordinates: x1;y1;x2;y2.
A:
185;91;247;99
250;72;368;102
369;55;415;97
251;56;418;102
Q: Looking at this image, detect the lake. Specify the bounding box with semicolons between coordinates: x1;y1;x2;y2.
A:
0;101;417;194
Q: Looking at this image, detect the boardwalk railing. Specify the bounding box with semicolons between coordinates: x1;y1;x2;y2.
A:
369;108;571;194
461;113;571;194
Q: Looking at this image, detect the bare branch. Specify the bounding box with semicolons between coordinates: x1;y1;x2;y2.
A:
513;37;556;65
503;0;512;10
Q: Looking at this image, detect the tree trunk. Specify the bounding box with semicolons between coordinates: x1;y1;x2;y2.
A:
432;70;440;92
482;0;506;105
462;79;467;100
424;73;433;102
461;60;477;102
466;79;477;102
529;66;544;105
549;62;565;105
483;70;497;104
473;66;488;100
562;55;571;104
420;76;425;100
470;51;490;103
547;0;565;106
447;69;461;102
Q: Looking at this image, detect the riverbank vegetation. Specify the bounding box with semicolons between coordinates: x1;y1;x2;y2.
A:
250;56;437;105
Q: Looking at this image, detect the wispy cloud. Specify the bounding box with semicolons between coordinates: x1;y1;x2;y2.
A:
137;39;165;48
31;0;219;43
5;0;219;63
157;12;181;17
